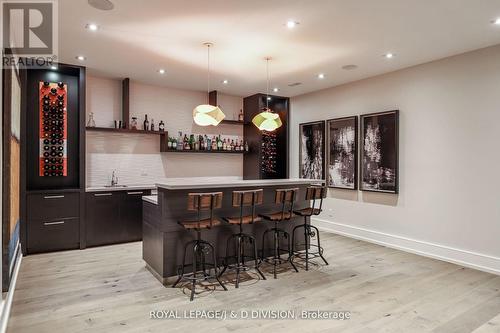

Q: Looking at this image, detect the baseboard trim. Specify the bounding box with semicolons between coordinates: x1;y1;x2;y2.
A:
313;218;500;276
0;244;23;333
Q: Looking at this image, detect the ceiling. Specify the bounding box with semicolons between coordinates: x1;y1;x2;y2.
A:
58;0;500;97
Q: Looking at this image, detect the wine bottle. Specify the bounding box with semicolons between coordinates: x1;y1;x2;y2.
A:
158;121;165;132
177;131;183;150
150;119;155;131
143;114;149;131
238;109;244;122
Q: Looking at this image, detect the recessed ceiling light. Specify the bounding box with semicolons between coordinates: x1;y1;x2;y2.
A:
86;23;98;31
88;0;114;11
342;64;358;70
493;18;500;25
286;20;299;29
158;69;165;74
50;66;57;70
317;73;325;79
384;53;394;59
76;55;86;61
273;87;279;92
222;79;228;84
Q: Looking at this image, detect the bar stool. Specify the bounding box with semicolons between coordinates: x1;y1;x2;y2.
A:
219;189;266;288
259;188;299;279
291;185;329;271
172;192;227;301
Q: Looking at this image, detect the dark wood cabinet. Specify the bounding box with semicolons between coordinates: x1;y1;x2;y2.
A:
85;189;151;247
243;93;289;180
26;191;81;253
85;192;121;247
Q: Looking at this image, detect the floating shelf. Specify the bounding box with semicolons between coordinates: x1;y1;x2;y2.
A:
220;120;246;125
162;149;247;154
85;127;166;135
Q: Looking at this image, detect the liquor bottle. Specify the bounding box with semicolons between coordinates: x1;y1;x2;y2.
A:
217;135;222;150
143;114;149;131
244;141;249;152
212;136;217;150
184;134;190;150
177;132;183;150
150;119;155;131
189;134;195;150
206;136;211;151
235;140;240;151
238;109;244;122
194;135;200;151
158;121;165;132
230;139;235;151
167;137;173;149
172;139;177;150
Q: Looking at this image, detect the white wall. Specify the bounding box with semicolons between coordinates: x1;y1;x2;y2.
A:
86;77;243;186
290;45;500;274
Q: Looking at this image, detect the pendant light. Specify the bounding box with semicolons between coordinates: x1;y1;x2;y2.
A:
193;42;225;126
252;57;282;131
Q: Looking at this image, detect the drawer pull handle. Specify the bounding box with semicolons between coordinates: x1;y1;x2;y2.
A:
44;195;65;199
127;191;144;195
94;193;112;197
44;221;65;226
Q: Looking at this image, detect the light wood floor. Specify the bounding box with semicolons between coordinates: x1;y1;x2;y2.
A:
7;232;500;333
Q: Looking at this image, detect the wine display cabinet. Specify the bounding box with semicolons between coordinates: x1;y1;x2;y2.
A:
20;63;86;255
243;93;289;180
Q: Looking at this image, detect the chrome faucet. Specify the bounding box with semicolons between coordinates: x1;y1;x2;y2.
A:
111;170;118;186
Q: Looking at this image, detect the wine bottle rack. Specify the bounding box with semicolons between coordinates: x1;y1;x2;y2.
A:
39;81;68;177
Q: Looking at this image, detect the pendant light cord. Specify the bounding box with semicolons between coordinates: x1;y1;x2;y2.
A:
266;58;270;109
207;44;210;104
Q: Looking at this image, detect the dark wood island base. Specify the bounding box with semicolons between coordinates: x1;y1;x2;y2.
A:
142;179;324;283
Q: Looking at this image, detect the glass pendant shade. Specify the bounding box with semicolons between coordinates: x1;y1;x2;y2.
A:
252;108;282;131
193;42;225;126
193;104;225;126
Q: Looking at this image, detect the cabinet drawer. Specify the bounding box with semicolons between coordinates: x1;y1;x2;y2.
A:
27;218;79;253
27;192;79;220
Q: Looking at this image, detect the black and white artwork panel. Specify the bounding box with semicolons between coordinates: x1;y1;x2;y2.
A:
360;110;399;193
299;121;325;180
327;116;358;189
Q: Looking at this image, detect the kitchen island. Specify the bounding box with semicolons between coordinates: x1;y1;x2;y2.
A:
142;178;324;283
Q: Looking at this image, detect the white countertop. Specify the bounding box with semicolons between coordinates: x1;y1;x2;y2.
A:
86;184;156;192
156;177;325;190
142;195;158;205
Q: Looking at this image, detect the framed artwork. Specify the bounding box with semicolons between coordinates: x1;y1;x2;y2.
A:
327;116;358;189
2;58;22;292
299;121;325;180
360;110;399;193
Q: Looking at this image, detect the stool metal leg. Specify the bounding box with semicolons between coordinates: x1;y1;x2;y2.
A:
190;242;198;301
273;228;279;279
252;236;266;280
304;217;309;271
287;230;298;272
173;240;193;288
208;242;227;291
235;235;241;288
311;225;329;266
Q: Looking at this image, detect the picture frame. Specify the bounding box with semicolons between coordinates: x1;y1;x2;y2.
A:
360;110;399;193
326;116;358;190
299;121;326;180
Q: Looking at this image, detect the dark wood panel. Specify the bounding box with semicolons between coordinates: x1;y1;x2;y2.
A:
27;192;79;221
122;78;129;128
27;217;79;253
119;190;151;242
85;192;121;247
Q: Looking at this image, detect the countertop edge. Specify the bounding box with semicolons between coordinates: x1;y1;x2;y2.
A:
86;185;156;192
156;179;325;190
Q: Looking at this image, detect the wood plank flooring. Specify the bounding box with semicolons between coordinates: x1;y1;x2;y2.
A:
7;232;500;333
